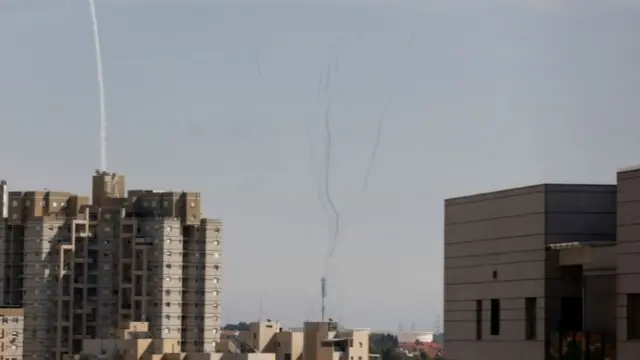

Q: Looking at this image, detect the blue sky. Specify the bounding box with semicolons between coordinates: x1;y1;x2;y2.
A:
1;0;639;330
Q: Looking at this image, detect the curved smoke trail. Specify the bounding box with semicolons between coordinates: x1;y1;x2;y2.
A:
323;100;390;262
308;0;424;322
361;98;391;192
305;108;332;236
88;0;107;171
322;99;342;262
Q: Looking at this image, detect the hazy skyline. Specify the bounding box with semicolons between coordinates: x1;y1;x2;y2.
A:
1;0;639;330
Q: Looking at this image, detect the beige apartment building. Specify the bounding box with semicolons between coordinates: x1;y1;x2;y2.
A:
0;307;25;360
443;166;640;360
230;321;368;360
0;172;222;360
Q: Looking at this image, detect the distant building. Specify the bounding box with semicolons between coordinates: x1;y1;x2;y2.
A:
230;321;369;360
442;166;640;360
394;331;434;344
74;320;370;360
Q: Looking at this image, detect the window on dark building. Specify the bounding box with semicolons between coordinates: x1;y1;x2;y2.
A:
490;299;500;335
560;297;583;331
525;297;536;340
475;300;483;340
628;294;640;339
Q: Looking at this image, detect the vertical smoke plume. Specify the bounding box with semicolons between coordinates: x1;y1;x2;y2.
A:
88;0;107;171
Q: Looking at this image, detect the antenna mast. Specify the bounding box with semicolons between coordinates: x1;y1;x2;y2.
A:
321;276;327;321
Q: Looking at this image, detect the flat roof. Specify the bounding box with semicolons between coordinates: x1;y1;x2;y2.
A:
619;164;640;172
0;308;24;316
446;183;615;205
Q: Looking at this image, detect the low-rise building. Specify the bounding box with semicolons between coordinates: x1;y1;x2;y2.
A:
72;320;368;360
234;321;368;360
443;166;640;360
73;321;211;360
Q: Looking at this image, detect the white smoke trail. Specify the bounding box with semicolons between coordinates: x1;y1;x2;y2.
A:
88;0;107;171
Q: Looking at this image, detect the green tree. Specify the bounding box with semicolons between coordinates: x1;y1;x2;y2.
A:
223;322;251;331
370;333;401;360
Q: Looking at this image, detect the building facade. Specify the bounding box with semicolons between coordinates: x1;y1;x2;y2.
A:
233;321;366;360
0;172;223;360
444;179;627;360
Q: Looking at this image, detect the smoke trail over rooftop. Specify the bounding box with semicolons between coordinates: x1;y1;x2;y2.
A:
88;0;107;171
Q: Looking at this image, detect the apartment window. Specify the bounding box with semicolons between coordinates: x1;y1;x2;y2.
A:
525;297;536;340
490;299;500;335
475;300;482;340
628;294;640;339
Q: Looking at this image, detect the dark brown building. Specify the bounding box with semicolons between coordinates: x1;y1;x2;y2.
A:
442;172;640;360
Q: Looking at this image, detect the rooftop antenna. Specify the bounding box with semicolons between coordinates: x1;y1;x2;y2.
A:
258;295;263;322
320;276;327;321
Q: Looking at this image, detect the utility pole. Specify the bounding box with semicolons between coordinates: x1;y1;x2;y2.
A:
321;277;327;321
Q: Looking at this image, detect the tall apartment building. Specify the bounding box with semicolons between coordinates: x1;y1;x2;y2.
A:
443;166;640;360
0;172;222;360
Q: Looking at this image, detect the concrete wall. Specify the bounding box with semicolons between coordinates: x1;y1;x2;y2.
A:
274;331;303;360
444;185;548;360
345;331;369;360
221;353;275;360
616;168;640;359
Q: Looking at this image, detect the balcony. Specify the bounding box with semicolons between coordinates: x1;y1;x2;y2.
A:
547;331;615;360
548;241;615;269
134;237;152;246
57;237;72;246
